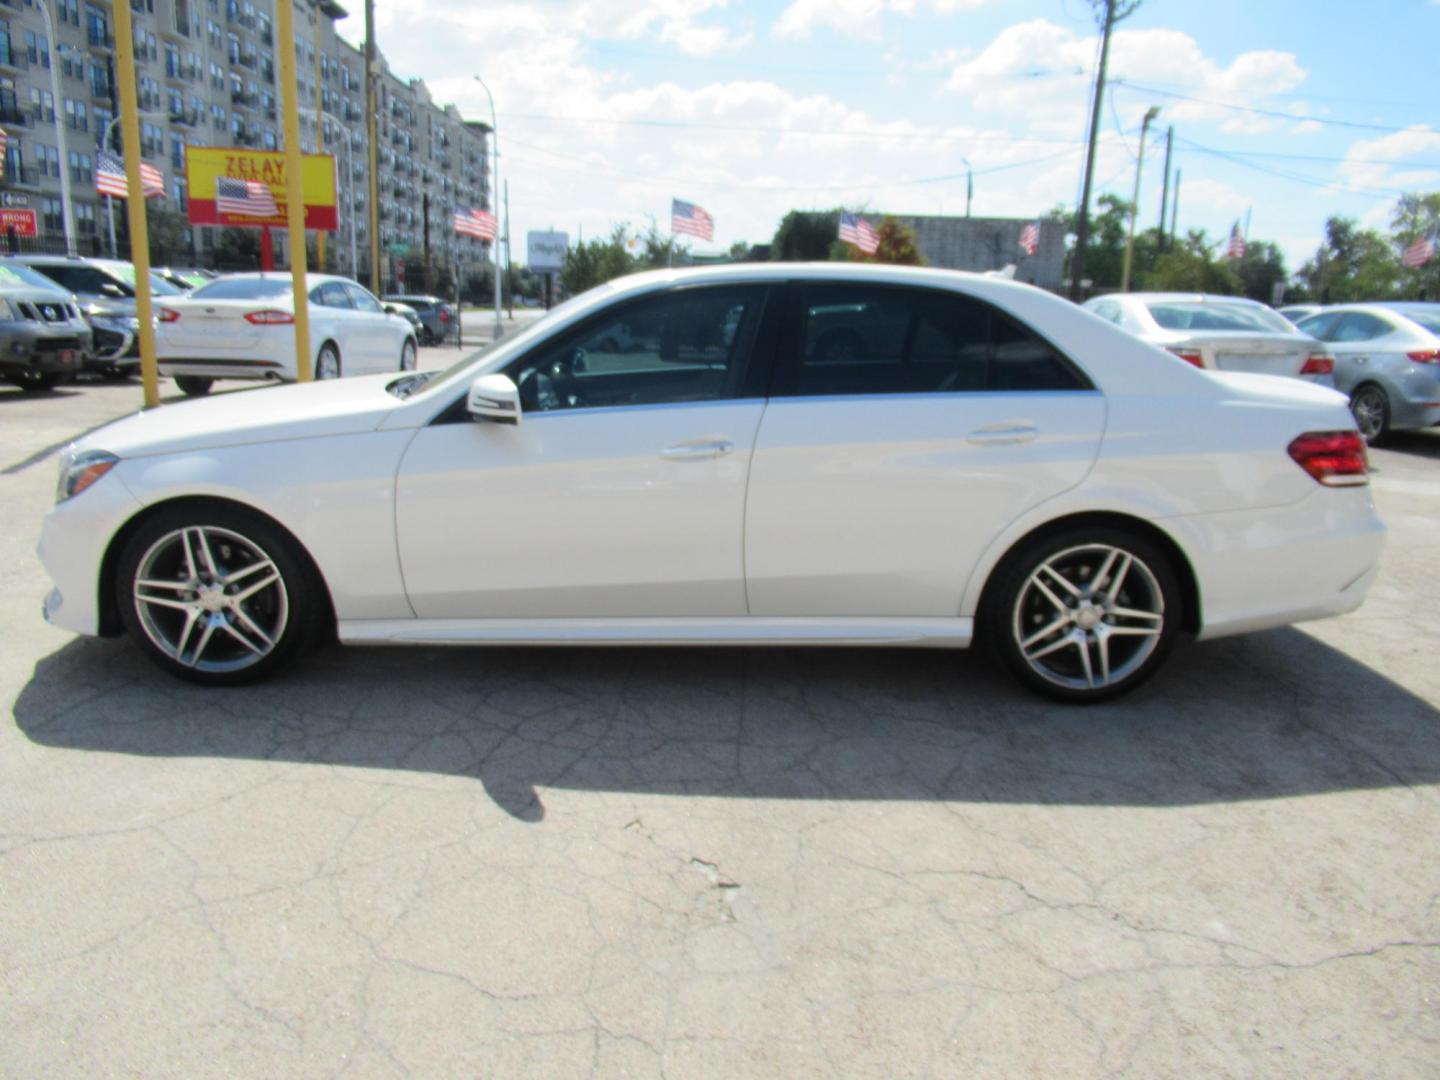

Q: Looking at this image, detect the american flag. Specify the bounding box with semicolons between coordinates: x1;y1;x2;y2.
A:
1402;233;1436;269
1226;221;1246;260
216;176;278;217
453;207;497;241
1018;220;1040;257
96;149;165;199
838;211;879;255
671;198;713;242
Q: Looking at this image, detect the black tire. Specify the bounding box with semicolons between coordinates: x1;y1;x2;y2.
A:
982;525;1184;704
8;371;67;392
1349;384;1390;446
115;502;329;686
315;342;341;380
174;375;214;397
101;366;135;381
400;337;417;371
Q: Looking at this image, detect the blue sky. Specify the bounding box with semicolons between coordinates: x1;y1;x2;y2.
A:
361;0;1440;271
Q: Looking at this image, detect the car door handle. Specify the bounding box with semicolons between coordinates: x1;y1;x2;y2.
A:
660;439;734;461
967;423;1038;446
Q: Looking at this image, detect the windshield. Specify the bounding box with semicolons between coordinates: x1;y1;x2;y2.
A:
391;290;608;399
106;262;184;296
191;278;293;300
1146;301;1294;334
0;262;74;294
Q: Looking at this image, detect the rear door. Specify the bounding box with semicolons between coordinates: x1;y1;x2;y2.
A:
344;283;399;372
744;283;1105;617
1310;311;1398;394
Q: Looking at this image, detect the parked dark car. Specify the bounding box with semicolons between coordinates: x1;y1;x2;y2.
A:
0;263;92;392
383;293;455;344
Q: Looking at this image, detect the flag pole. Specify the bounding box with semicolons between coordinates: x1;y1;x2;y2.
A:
106;195;116;258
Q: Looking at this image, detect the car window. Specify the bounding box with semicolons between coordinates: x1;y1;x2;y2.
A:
0;263;71;294
345;284;384;313
507;286;763;413
1329;313;1392;343
193;278;292;300
320;281;354;308
1296;312;1337;340
1145;301;1293;333
1090;300;1122;324
29;264;131;297
1399;309;1440;335
789;285;1085;396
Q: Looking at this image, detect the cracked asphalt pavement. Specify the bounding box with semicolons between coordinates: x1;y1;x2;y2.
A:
3;368;1438;1077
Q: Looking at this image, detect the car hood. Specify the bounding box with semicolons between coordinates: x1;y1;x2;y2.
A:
73;374;403;459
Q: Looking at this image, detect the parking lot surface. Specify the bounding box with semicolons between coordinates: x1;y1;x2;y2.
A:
2;369;1438;1077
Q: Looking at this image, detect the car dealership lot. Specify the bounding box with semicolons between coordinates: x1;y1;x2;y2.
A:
2;375;1438;1077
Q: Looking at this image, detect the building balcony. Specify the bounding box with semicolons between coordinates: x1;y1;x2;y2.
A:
86;27;113;48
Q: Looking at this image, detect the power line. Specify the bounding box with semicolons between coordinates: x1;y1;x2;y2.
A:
1174;136;1413;200
1114;79;1427;135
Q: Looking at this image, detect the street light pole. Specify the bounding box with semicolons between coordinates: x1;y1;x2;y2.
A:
1121;105;1160;293
473;74;501;336
38;0;75;255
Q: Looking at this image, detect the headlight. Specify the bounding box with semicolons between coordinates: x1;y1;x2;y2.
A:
56;450;119;503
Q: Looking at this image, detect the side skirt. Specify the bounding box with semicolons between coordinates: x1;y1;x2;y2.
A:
338;616;973;648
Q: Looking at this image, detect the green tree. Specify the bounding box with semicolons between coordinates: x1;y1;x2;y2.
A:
214;227;260;270
1391;193;1440;300
771;211;837;261
634;219;686;270
1296;216;1402;303
861;217;924;265
1075;193;1132;289
560;225;635;295
1233;239;1288;304
1146;229;1241;293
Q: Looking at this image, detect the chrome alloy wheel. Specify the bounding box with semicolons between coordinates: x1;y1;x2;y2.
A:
1350;387;1386;443
132;525;289;674
1011;543;1164;691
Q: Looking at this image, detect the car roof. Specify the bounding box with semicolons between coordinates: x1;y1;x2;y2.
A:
1115;292;1268;306
200;271;361;286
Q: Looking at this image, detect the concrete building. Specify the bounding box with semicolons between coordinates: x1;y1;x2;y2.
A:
888;215;1064;291
0;0;491;286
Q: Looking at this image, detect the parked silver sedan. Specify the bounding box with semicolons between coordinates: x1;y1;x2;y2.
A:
1083;293;1334;385
1296;303;1440;443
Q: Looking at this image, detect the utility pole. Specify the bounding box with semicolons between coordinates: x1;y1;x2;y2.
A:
504;178;513;318
962;157;972;218
1120;105;1159;293
276;0;311;380
110;0;157;405
1156;125;1173;254
315;44;325;273
364;0;380;293
1169;168;1181;247
1069;0;1138;301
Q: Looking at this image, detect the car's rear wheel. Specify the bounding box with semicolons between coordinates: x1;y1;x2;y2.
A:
174;375;213;397
315;343;341;380
399;338;417;371
101;366;134;380
1349;384;1390;445
115;504;326;686
985;526;1183;703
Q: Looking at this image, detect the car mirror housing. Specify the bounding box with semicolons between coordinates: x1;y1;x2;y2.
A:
466;373;521;425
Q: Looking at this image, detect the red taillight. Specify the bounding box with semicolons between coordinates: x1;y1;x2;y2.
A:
1299;354;1334;375
243;309;295;325
1406;349;1440;364
1287;430;1369;487
156;306;181;323
438;308;451;323
1165;347;1205;368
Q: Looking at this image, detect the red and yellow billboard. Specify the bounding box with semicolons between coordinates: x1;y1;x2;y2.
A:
185;146;338;231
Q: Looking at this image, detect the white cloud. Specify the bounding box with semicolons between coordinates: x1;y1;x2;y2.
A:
774;0;997;39
1337;126;1440;196
946;19;1308;136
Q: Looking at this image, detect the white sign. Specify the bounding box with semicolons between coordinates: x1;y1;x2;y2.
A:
527;230;569;273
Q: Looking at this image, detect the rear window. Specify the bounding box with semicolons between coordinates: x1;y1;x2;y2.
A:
1146;301;1293;334
1403;310;1440;335
191;278;292;300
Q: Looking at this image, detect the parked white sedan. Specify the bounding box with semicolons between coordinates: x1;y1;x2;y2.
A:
40;264;1384;701
156;272;418;396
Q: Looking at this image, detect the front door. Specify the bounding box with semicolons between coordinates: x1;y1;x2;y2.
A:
394;284;772;618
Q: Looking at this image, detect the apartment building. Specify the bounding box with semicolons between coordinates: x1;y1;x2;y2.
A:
0;0;491;282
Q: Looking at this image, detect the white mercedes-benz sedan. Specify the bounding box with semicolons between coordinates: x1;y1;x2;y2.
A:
155;272;418;397
38;264;1385;702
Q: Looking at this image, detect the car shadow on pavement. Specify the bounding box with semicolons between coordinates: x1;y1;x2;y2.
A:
1376;431;1440;460
14;627;1439;822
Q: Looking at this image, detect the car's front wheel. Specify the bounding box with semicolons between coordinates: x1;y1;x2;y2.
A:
985;526;1183;703
399;338;417;371
315;343;341;380
115;504;327;686
174;375;213;397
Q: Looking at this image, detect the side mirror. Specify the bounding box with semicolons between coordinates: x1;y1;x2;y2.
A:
466;373;521;425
